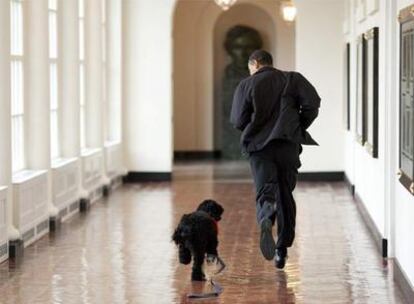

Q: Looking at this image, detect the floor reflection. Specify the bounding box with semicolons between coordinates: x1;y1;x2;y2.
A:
0;162;408;303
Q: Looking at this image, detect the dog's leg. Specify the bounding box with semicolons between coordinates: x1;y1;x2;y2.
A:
206;232;219;256
191;250;206;281
178;244;192;265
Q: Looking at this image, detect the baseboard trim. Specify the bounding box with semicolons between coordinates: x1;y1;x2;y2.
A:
123;172;172;182
174;151;222;161
297;171;344;182
394;258;414;303
344;173;355;196
354;192;387;258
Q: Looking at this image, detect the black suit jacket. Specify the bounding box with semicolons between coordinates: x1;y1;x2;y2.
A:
230;67;321;153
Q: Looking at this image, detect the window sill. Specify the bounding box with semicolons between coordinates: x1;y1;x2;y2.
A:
104;140;121;149
51;157;78;170
81;147;102;158
12;169;47;185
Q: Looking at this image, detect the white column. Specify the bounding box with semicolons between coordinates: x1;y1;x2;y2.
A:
0;2;11;181
25;0;54;215
59;0;80;158
107;0;122;142
103;0;124;180
25;0;50;169
85;0;103;149
0;1;19;240
122;0;174;174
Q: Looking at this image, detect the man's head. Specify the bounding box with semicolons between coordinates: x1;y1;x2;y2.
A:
248;50;273;75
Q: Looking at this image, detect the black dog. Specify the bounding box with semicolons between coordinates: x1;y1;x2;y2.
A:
172;199;224;281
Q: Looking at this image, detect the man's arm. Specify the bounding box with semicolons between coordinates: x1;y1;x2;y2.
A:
230;80;253;131
294;73;321;130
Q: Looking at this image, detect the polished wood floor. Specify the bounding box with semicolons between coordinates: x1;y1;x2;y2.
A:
0;162;408;303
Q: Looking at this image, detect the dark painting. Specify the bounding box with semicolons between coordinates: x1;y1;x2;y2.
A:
364;27;379;158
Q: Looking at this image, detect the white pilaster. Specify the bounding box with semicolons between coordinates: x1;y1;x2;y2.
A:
25;0;50;169
85;0;103;149
25;0;54;215
59;0;80;158
103;0;123;180
107;0;122;142
0;0;19;240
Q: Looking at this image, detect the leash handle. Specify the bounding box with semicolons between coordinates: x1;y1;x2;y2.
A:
187;279;223;299
186;256;226;299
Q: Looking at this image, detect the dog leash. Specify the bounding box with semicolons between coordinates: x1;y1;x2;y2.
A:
187;257;226;299
187;279;223;299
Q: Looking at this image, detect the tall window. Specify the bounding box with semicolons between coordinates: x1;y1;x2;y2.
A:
10;0;25;172
79;0;86;149
49;0;59;159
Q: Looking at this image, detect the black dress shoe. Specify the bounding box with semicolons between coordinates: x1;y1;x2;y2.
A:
275;248;287;269
260;218;276;260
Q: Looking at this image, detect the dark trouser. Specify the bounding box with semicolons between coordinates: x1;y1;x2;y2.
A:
249;139;301;249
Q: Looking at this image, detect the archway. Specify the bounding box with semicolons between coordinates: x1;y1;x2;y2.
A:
172;0;295;159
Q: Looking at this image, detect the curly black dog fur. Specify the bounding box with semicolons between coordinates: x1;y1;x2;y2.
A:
172;199;224;281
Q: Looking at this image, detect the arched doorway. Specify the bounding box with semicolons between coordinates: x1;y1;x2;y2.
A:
172;0;295;159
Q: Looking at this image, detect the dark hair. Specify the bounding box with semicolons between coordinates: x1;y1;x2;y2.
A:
248;50;273;66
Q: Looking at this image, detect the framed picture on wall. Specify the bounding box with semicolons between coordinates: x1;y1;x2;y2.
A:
398;5;414;195
356;35;366;145
366;0;379;15
344;43;351;130
364;27;379;158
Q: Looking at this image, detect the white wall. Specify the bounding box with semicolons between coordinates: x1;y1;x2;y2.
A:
295;0;345;172
344;0;414;288
344;0;387;238
123;0;174;172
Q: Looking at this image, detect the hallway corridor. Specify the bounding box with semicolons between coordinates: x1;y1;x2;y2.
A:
0;163;407;303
